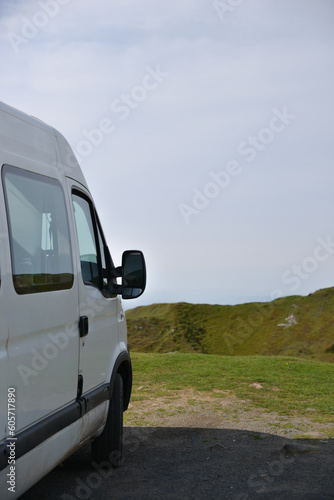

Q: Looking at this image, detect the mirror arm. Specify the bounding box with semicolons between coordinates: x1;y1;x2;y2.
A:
110;266;122;279
108;266;123;295
108;282;123;295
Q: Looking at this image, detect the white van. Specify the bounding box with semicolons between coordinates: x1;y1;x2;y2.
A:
0;101;146;498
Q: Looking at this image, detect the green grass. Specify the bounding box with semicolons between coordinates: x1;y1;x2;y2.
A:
126;287;334;362
130;352;334;423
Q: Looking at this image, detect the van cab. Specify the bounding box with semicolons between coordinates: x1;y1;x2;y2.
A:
0;101;146;498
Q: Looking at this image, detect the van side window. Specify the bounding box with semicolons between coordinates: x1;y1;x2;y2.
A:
2;165;74;294
72;192;109;293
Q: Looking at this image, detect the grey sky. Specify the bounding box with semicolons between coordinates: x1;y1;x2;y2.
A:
1;0;334;308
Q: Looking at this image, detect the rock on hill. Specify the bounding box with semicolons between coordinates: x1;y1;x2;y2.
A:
125;287;334;362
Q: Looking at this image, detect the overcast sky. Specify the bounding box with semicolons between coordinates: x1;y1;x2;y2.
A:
1;0;334;308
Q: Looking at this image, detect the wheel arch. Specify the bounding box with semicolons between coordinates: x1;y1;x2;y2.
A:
111;350;132;411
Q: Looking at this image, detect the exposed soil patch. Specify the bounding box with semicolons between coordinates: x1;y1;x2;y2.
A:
125;386;334;439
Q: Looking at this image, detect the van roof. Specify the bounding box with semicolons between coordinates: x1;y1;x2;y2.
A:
0;101;87;187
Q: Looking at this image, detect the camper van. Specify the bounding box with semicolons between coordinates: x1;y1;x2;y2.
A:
0;101;146;498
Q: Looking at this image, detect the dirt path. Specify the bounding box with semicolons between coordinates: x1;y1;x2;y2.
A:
125;386;334;439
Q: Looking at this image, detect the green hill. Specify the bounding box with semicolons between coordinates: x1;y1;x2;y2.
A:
125;287;334;362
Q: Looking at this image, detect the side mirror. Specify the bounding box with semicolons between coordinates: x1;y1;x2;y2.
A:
109;250;146;299
122;250;146;299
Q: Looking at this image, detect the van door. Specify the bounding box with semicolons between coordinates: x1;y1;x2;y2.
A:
70;183;119;395
2;165;80;432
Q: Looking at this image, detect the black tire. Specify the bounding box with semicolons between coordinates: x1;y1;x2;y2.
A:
91;373;124;467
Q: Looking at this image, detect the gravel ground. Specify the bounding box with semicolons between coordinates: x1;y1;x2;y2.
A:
20;393;334;500
20;426;334;500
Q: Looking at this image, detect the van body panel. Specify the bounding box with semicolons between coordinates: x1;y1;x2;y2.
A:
56;131;87;187
5;289;80;431
0;101;86;187
0;103;60;176
78;282;119;392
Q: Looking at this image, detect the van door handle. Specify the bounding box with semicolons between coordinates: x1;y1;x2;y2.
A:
79;316;89;337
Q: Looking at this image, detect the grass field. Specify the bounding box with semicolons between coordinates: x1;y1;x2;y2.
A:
125;287;334;362
125;352;334;432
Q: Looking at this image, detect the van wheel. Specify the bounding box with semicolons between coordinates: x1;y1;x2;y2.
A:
91;373;124;467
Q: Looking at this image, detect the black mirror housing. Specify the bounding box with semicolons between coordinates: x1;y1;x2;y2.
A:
109;250;146;299
122;250;146;299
